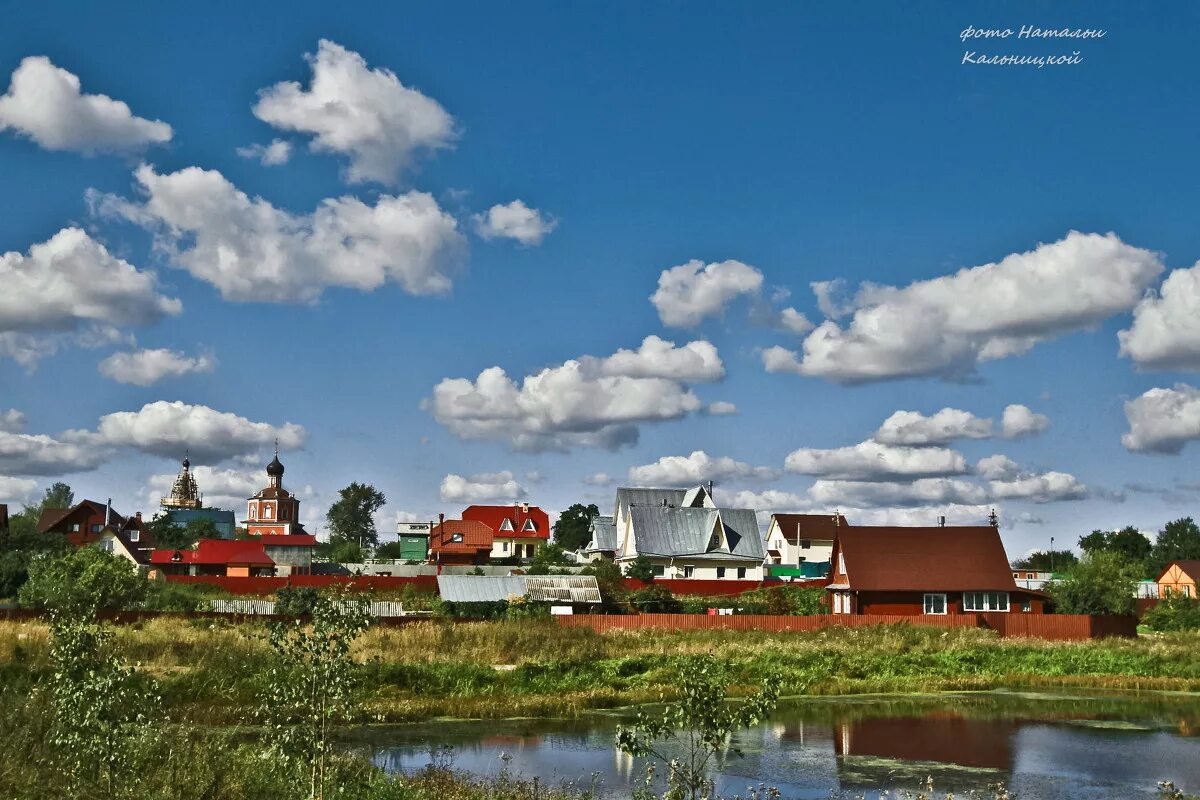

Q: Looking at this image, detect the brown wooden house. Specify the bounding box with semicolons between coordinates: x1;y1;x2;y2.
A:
37;499;152;558
827;524;1046;616
1157;560;1200;598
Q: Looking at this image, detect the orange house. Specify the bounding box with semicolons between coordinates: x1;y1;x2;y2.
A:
1157;560;1200;598
827;524;1047;616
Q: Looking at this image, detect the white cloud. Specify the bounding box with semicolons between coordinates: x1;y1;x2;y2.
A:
0;475;38;506
628;450;777;486
97;164;464;303
90;400;306;462
425;338;721;451
779;307;814;335
0;429;109;476
988;471;1087;503
775;232;1163;383
706;401;738;416
440;471;527;503
0;410;25;434
651;259;764;328
597;336;723;381
474;200;557;245
253;40;454;185
0;56;171;154
1119;262;1200;370
1001;404;1050;438
725;489;811;512
873;408;993;446
784;440;969;481
809;478;989;508
976;454;1020;481
583;472;613;486
236;139;292;166
839;504;994;527
98;348;216;386
1122;384;1200;454
0;228;181;366
146;465;259;509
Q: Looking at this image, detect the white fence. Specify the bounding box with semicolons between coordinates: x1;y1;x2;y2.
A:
209;599;425;617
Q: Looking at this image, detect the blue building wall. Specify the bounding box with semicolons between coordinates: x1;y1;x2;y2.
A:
165;508;236;539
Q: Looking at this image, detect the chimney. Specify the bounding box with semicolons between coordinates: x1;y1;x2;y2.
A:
938;515;946;527
135;512;142;521
521;502;530;513
707;480;714;501
105;498;112;527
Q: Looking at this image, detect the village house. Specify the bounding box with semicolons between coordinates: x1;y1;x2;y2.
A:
826;522;1046;615
150;538;275;577
429;518;494;566
582;515;618;561
613;484;715;556
37;499;152;557
1157;560;1200;598
462;503;550;561
395;521;432;561
616;503;766;580
764;512;846;578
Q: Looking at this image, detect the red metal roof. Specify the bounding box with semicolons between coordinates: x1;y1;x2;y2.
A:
461;504;550;540
430;519;494;554
150;538;274;566
770;513;848;544
831;525;1017;592
257;534;317;547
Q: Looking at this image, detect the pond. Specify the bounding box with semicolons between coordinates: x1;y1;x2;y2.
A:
365;690;1200;799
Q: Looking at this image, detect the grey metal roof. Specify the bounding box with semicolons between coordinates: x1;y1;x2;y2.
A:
584;515;618;552
627;506;765;561
436;575;527;603
615;487;688;518
436;574;602;604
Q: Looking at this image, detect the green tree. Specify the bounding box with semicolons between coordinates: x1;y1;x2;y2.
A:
0;508;68;599
1142;591;1200;632
19;548;147;615
326;483;386;550
627;584;680;613
1079;526;1152;566
260;591;372;799
1151;517;1200;577
526;542;571;574
616;657;781;800
1049;551;1139;616
41;481;74;511
626;553;657;582
319;540;365;565
553;502;600;551
146;513;190;550
184;517;221;540
581;558;627;611
1012;549;1078;572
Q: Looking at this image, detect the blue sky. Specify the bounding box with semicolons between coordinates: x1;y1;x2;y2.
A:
2;1;1200;556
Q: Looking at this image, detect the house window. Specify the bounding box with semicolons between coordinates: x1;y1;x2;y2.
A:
707;527;720;551
99;539;113;553
963;592;1010;612
833;592;850;614
716;567;726;578
1021;599;1033;612
683;566;695;578
129;530;140;543
450;533;464;543
90;523;102;533
502;542;510;553
800;539;811;549
737;567;746;580
837;553;846;575
70;523;81;532
652;565;666;577
923;593;947;615
522;519;536;532
500;518;514;532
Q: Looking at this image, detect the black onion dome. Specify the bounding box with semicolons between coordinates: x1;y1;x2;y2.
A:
182;455;190;469
266;453;285;478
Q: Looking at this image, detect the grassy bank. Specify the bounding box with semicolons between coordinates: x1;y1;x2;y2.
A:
3;618;1200;724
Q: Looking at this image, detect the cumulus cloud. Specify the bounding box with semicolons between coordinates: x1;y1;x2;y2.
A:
1122;384;1200;454
583;472;613;486
474;200;557;246
98;348;216;386
651;259;764;328
96;164;464;303
628;450;778;486
779;307;814;335
809;478;989;508
725;489;811;512
768;232;1163;383
1001;404;1050;438
988;471;1087;503
784;440;969;481
236;139;292;166
873;408;993;446
706;401;738;416
840;504;994;527
90;401;306;462
1119;262;1200;370
0;429;109;476
440;471;527;503
0;56;171;154
976;454;1020;481
253;40;455;185
0;410;25;434
0;228;181;366
425;338;722;451
0;475;38;505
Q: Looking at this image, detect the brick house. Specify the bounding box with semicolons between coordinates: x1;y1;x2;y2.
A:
827;524;1046;616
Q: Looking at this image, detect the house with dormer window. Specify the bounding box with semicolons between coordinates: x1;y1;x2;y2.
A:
462;503;550;562
615;502;765;580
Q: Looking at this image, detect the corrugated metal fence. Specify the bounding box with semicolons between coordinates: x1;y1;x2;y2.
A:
555;612;1136;640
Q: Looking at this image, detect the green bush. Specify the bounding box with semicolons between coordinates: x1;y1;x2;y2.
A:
1050;551;1139;616
1144;592;1200;632
142;580;222;612
274;585;321;616
627;584;680;613
19;548;146;615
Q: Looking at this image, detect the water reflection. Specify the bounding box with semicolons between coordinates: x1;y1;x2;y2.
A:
366;691;1200;799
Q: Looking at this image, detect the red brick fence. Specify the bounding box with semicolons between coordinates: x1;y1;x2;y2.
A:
555;612;1137;640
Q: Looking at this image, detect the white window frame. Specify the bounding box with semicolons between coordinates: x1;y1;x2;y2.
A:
683;565;695;578
962;591;1010;612
450;533;464;544
837;552;846;575
923;593;947;615
499;518;515;532
129;530;140;543
521;519;536;532
737;567;747;580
